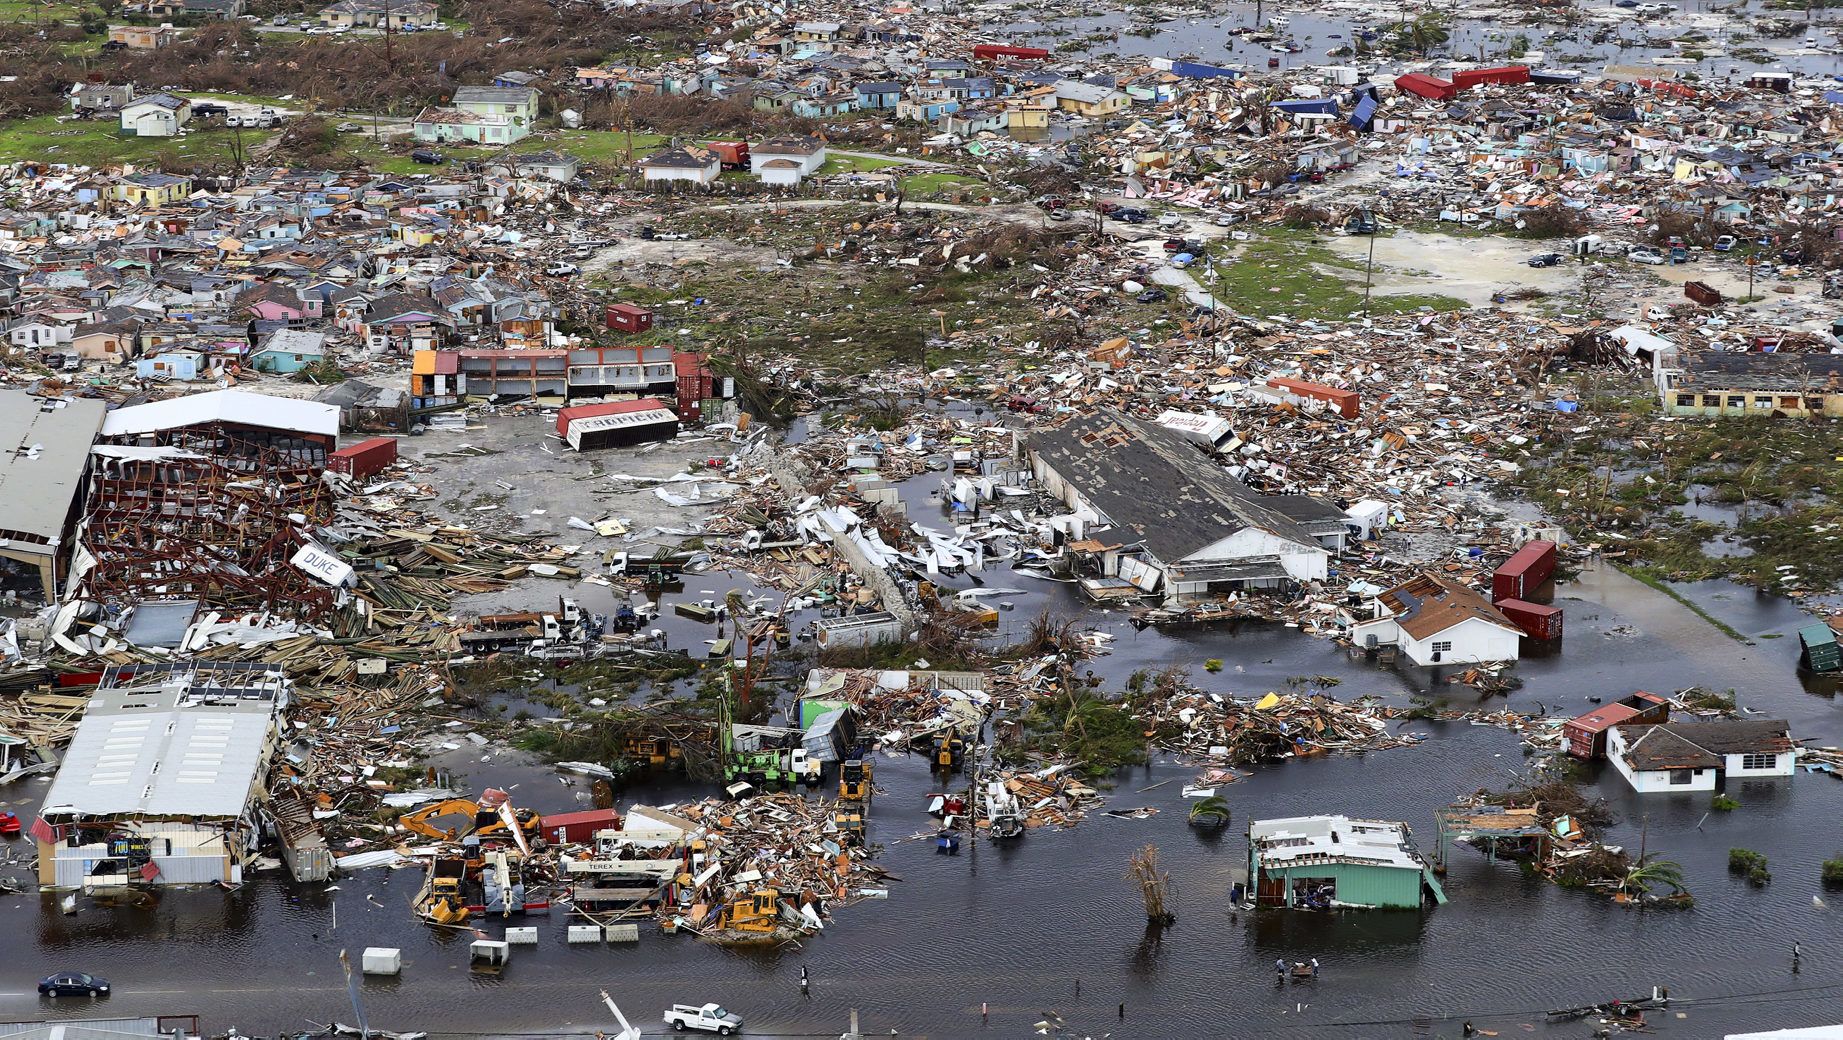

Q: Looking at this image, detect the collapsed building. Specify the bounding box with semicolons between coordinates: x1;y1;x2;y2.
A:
0;390;108;601
71;391;343;627
1025;412;1347;605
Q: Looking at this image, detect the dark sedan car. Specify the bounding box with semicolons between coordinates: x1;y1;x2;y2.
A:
40;973;110;998
1527;252;1565;268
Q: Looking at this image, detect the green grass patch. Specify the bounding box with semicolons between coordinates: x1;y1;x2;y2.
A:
0;113;273;169
0;0;83;21
1203;227;1467;320
901;171;984;197
1617;563;1750;643
336;127;668;174
818;153;903;175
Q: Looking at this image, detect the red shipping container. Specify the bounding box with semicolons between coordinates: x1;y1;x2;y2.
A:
1267;376;1360;419
540;808;622;844
605;303;654;334
1451;65;1531;90
1497;597;1563;641
972;43;1050;61
327;437;399;480
1394;73;1456;100
1493;539;1557;602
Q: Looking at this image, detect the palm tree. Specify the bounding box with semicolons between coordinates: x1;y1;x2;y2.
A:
1402;13;1450;56
1188;796;1231;829
1623;854;1687;897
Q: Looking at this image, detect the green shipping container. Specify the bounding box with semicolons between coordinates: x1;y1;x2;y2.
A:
1800;623;1841;673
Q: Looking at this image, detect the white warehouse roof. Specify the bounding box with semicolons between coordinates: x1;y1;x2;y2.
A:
100;390;339;440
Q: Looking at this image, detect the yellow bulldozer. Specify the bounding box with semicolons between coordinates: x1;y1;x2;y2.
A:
418;856;470;925
838;757;872;801
719;888;783;934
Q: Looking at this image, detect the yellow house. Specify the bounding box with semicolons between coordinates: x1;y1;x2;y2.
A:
395;222;437;247
1053;81;1130;118
1662;352;1843;418
107;24;175;48
113;171;193;207
1006;89;1054;131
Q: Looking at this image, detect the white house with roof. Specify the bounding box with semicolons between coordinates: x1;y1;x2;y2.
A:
640;144;720;186
751;134;828;176
1349;572;1522;666
1607;719;1796;793
119;93;191;137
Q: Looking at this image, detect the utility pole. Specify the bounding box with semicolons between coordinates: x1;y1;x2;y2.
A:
382;0;393;67
1362;226;1377;318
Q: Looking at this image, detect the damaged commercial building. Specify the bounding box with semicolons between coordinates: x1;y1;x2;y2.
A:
72;391;342;623
34;662;289;891
1026;413;1346;605
0;391;107;601
1660;352;1843;419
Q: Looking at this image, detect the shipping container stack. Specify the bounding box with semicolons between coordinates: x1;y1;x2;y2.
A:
1491;539;1562;642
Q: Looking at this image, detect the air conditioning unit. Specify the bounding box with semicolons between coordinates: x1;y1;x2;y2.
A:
1363;634;1377;649
1430;651;1443;662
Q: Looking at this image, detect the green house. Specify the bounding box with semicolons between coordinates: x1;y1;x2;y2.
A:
1247;815;1448;911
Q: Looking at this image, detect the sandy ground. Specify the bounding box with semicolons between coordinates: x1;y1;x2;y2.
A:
1321;228;1583;307
395;413;736;615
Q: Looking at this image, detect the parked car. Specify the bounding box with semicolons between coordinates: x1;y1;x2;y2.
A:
1213;212;1243;227
1156;213;1184;228
1161;237;1188;253
1097;200;1122;215
191;102;228;117
1034;194;1067;212
100;39;126;49
1115;208;1150;224
272;12;288;23
1135;287;1169;303
39;973;109;998
664;1003;742;1035
1714;235;1737;252
410;149;445;165
336;122;360;132
0;810;20;836
545;262;579;276
1527;252;1564;268
1628;249;1667;265
1780;245;1807;265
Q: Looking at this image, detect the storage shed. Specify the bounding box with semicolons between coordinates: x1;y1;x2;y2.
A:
556;398;678;451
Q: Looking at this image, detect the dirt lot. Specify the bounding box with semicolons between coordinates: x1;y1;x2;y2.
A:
1321;228;1583;308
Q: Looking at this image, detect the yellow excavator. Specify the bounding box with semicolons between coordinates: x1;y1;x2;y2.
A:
400;798;543;847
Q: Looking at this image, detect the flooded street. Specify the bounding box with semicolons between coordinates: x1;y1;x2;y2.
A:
5;546;1841;1039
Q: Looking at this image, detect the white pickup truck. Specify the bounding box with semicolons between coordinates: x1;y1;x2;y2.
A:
664;1003;743;1035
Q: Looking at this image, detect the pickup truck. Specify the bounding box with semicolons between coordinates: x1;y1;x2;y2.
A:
664;1003;742;1035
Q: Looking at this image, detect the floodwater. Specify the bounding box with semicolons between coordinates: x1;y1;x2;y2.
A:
1018;0;1843;77
5;548;1843;1038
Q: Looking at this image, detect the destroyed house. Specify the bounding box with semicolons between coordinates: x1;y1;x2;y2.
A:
1660;351;1843;418
1349;573;1522;666
0;391;107;601
35;662;289;890
1247;816;1447;911
1563;691;1670;759
1027;413;1343;605
1608;719;1795;793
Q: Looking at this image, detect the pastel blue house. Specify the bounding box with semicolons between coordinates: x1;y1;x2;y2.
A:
793;93;856;117
249;329;326;374
856;81;904;109
136;349;203;381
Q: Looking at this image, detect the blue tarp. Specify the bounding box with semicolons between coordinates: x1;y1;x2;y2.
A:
1270;98;1339;116
1349;95;1378;130
1824;90;1843;105
1169;59;1240;80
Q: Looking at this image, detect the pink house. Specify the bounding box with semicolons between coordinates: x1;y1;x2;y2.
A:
241;282;309;322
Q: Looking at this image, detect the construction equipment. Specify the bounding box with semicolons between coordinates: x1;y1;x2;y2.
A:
719;888;784;934
833;807;864;846
719;677;819;786
838;757;872;801
932;734;966;773
400;795;543;846
986;780;1023;840
418;856;470;925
